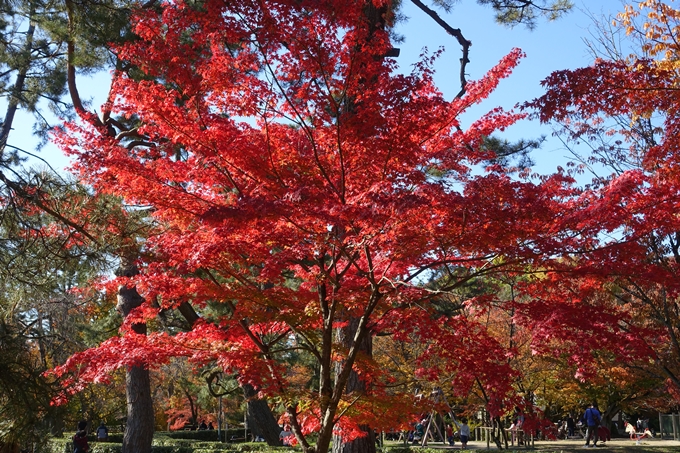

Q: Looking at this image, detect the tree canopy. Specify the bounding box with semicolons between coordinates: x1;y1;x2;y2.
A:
13;1;680;453
45;1;594;453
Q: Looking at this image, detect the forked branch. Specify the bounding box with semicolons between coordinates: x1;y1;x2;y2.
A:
410;0;471;98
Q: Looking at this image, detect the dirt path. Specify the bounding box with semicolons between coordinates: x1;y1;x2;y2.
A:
399;437;680;451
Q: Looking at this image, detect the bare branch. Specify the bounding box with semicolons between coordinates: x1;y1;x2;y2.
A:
410;0;471;98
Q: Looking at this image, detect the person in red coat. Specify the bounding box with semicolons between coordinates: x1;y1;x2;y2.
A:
73;421;89;453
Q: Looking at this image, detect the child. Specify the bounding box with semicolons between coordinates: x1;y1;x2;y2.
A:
460;419;470;449
446;424;455;446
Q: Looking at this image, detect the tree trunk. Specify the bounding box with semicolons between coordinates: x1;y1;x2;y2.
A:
331;9;387;452
123;364;154;452
332;317;376;453
491;416;506;450
184;388;198;427
601;403;619;433
0;6;35;155
117;263;154;453
244;383;283;446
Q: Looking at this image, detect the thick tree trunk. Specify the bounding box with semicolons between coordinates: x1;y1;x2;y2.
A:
117;264;154;453
332;317;376;453
243;383;283;446
601;403;619;433
123;364;154;452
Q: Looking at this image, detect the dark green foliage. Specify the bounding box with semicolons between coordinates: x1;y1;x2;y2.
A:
0;0;146;447
0;175;106;450
409;1;572;31
0;317;64;452
0;174;129;450
151;449;199;453
0;0;135;151
480;135;543;169
476;0;573;28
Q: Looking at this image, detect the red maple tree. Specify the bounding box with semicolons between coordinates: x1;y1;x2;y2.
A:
52;1;586;452
521;0;680;409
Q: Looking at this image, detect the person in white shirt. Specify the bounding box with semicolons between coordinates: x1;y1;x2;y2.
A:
459;419;470;449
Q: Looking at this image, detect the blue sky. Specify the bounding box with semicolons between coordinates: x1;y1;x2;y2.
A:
393;0;627;175
12;0;627;175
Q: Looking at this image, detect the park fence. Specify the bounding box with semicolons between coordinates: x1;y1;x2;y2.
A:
659;413;680;440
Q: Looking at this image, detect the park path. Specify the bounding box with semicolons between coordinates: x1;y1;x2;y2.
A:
408;437;680;450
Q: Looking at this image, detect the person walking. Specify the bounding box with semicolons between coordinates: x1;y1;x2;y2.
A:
583;402;601;448
73;421;89;453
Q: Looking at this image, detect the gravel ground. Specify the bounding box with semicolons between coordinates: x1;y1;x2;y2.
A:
404;436;680;450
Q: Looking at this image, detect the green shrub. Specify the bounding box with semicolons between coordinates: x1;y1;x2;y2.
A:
91;444;123;453
106;434;124;443
152;437;193;447
154;439;222;448
149;447;195;453
150;447;246;453
151;437;260;451
44;437;71;453
382;447;412;453
231;443;278;452
158;430;225;441
47;430;278;453
44;438;122;453
196;448;242;453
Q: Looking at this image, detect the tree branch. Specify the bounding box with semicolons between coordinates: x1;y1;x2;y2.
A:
410;0;471;98
65;0;104;128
